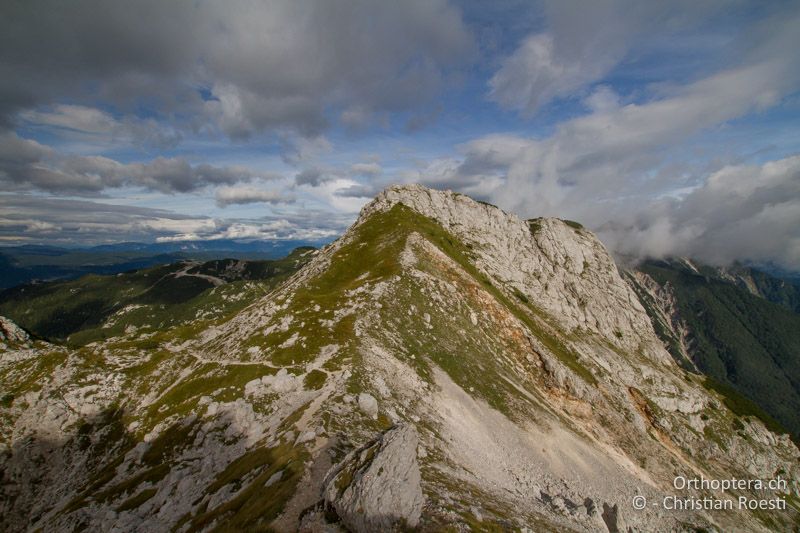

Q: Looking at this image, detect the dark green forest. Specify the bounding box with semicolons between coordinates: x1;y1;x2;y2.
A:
637;261;800;442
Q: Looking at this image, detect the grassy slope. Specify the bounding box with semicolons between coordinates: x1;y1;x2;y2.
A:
725;266;800;313
221;203;600;527
4;205;605;529
638;262;800;440
8;204;796;529
0;248;313;346
241;204;597;407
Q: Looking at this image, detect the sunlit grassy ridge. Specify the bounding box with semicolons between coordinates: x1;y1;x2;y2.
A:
4;196;799;532
4;202;610;530
239;203;597;422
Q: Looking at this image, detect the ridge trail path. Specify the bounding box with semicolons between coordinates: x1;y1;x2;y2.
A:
173;261;225;286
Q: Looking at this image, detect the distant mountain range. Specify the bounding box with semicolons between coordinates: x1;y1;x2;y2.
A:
0;238;329;289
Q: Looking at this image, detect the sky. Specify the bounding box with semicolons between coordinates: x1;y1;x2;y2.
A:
1;0;799;269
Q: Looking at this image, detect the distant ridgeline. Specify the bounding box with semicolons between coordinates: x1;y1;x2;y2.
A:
0;248;316;347
627;259;800;443
0;238;325;289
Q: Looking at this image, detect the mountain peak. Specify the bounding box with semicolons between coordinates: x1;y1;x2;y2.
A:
360;183;509;226
355;184;665;356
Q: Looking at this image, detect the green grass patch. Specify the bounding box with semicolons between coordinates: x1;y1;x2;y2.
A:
142;421;197;467
145;363;275;426
562;219;584;230
0;249;313;346
96;464;170;503
187;441;307;532
206;446;276;493
513;289;529;304
303;369;327;390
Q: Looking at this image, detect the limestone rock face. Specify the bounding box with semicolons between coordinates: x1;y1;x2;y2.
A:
625;270;696;368
322;424;423;532
357;392;378;419
361;184;668;361
0;316;30;350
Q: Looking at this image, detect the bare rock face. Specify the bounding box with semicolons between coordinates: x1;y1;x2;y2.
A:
322;424;423;532
0;316;30;350
357;392;378;419
625;270;696;368
360;185;669;362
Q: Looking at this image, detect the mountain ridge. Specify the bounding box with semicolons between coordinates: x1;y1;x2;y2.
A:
1;184;798;532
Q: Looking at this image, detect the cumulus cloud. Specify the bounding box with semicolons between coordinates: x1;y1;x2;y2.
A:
215;186;295;207
442;6;800;268
598;156;800;268
0;195;205;244
333;153;503;204
153;209;349;243
335;182;385;199
280;135;333;167
482;39;800;219
0;132;262;194
490;0;735;114
350;162;382;177
294;168;330;187
2;0;799;271
295;161;383;188
0;0;472;137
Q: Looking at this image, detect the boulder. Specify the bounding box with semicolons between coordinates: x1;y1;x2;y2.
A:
357;392;378;419
322;424;423;532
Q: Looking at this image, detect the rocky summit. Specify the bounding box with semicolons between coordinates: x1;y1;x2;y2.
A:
1;185;798;532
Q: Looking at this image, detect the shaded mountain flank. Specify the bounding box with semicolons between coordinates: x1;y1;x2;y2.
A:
626;259;800;443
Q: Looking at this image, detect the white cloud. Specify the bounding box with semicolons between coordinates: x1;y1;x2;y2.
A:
489;0;737;114
310;178;371;213
134;217;218;235
350;162;382;177
490;33;613;114
599;155;800;268
20;104;182;149
0;194;345;245
294;167;331;187
294;160;383;188
21;105;117;134
482;51;800;220
446;7;800;268
154;219;339;243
